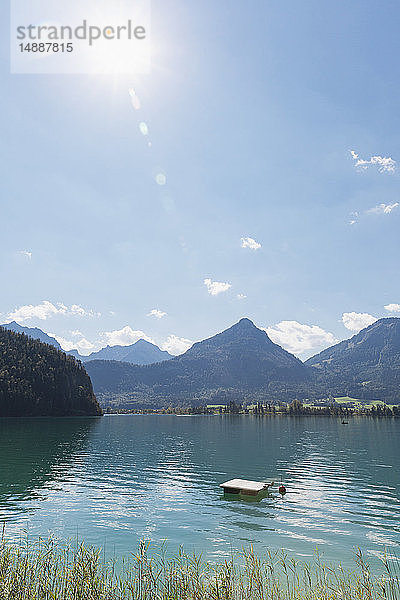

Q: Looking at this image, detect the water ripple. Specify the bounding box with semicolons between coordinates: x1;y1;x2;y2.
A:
0;415;399;566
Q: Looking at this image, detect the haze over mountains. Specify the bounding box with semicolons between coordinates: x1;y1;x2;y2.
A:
73;340;172;365
3;317;400;410
86;317;400;408
86;318;311;408
1;322;173;366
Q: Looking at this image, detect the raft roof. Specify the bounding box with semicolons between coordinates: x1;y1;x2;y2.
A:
220;479;270;493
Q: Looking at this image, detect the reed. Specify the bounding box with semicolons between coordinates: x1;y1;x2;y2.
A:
0;534;399;599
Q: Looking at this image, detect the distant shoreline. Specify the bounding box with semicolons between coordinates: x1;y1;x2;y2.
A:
103;407;400;418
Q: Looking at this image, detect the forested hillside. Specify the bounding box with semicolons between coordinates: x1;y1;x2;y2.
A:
0;327;102;416
306;318;400;403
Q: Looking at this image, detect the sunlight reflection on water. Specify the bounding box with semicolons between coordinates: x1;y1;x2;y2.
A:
0;415;398;566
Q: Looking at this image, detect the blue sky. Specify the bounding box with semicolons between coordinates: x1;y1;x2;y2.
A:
1;0;400;357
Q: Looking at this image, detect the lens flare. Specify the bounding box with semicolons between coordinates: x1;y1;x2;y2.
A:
155;173;167;186
139;122;149;136
128;88;141;110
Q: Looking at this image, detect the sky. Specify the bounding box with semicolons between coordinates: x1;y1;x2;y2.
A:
1;0;400;358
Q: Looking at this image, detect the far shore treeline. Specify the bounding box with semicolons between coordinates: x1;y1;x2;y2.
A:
104;399;400;417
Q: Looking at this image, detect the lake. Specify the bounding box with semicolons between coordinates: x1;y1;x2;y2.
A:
0;415;399;567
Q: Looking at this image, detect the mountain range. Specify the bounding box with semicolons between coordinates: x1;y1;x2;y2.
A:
86;318;311;408
4;317;400;410
81;340;172;364
85;317;400;408
1;322;172;366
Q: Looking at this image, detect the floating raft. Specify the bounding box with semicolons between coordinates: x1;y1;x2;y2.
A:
220;478;274;497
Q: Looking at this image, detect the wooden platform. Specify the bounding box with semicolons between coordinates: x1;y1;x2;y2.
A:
220;478;274;496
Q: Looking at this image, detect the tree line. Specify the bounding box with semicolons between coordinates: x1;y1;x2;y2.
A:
103;398;400;417
0;327;102;416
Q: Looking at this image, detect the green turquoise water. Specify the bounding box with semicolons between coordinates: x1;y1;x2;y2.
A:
0;415;398;566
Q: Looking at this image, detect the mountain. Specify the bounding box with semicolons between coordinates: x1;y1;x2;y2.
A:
0;327;102;416
7;316;400;411
86;318;311;408
1;321;64;351
84;339;172;365
0;322;86;361
0;322;172;365
67;349;85;360
306;318;400;402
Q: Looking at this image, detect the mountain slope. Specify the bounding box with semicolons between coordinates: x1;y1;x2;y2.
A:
1;322;86;361
306;318;400;401
1;321;64;351
0;327;102;417
175;318;307;386
84;339;172;365
86;318;311;407
0;322;172;365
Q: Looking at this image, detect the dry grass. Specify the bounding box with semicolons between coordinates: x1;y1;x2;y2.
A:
0;532;399;599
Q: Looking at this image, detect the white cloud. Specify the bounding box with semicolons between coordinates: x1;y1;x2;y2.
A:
341;312;377;333
70;330;83;337
263;321;338;356
102;326;155;347
8;301;66;322
49;335;75;351
70;304;98;317
204;278;232;296
6;301;100;323
241;237;261;250
162;334;193;355
384;303;400;313
350;150;396;173
18;250;32;259
147;309;167;319
76;338;98;352
367;202;399;215
237;293;247;300
51;334;97;355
